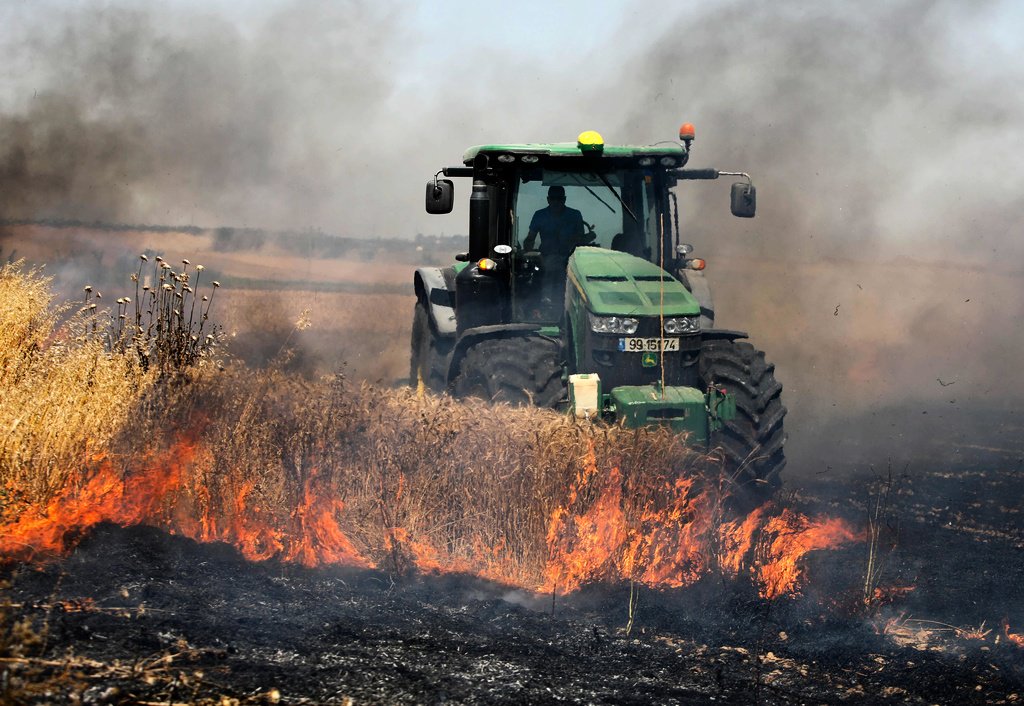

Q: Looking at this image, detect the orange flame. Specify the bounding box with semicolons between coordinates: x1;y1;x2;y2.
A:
1004;621;1024;648
0;437;368;569
543;457;629;592
870;585;917;605
541;445;858;597
183;462;370;568
1;435;858;601
0;441;193;560
755;509;860;599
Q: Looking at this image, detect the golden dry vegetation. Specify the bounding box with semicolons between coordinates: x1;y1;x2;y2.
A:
0;262;714;588
0;262;154;507
154;367;708;585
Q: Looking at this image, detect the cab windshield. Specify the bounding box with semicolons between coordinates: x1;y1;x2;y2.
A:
509;167;663;322
513;168;659;259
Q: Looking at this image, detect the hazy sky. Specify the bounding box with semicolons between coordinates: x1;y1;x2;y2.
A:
2;0;1023;257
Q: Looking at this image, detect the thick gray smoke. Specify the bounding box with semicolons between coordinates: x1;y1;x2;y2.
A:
9;2;1020;253
0;1;407;232
598;1;1024;472
611;0;1024;263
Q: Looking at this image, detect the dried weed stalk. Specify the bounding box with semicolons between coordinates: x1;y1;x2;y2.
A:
863;462;906;608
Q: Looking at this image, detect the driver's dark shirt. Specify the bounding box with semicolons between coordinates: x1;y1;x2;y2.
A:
528;206;584;257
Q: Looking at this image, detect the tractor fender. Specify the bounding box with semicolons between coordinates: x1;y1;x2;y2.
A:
446;324;550;386
678;268;715;329
413;267;457;337
701;329;748;342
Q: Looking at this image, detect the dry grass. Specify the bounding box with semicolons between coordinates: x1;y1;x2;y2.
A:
0;257;225;513
127;366;708;586
1;261;717;587
0;262;154;508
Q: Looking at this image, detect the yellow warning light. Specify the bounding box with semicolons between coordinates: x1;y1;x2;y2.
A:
679;123;696;141
688;258;706;271
577;130;604;154
478;258;497;271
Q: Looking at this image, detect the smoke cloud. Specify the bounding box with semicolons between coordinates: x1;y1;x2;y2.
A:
3;1;1022;247
614;1;1024;261
1;1;411;232
599;1;1024;471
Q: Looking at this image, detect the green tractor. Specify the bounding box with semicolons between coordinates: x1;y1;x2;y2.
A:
411;125;785;496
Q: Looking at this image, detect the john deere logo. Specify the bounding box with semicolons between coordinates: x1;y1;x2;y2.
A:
641;352;658;368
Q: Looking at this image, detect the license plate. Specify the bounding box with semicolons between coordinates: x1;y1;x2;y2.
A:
618;337;680;352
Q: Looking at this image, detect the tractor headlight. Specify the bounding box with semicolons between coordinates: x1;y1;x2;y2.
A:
663;316;700;335
588;313;639;335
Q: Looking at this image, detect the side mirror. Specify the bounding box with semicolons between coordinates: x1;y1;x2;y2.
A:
730;182;756;218
426;179;454;214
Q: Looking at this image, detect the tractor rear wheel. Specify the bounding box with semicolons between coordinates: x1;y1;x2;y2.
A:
453;336;565;408
699;340;787;499
410;301;452;392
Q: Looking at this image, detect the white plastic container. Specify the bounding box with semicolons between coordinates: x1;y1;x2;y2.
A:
568;373;601;419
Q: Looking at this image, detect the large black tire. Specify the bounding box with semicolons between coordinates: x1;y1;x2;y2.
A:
453;336;565;408
699;340;787;499
410;301;452;392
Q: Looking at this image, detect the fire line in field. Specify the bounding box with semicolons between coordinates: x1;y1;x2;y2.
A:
542;446;859;598
0;436;857;599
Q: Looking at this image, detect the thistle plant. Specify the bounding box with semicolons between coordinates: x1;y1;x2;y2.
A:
100;255;222;373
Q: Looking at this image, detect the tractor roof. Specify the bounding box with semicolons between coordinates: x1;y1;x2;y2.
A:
462;142;688;165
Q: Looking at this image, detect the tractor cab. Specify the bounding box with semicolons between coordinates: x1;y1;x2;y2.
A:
425;129;755;330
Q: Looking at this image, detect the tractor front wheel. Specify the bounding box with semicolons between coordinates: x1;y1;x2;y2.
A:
453;336;565;408
410;301;452;392
699;340;787;500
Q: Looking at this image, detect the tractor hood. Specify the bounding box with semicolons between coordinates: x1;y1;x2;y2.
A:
567;247;700;317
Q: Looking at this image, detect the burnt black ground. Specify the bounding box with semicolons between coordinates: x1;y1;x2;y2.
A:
2;420;1023;705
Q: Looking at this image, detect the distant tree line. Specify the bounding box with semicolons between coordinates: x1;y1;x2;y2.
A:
4;218;466;265
0;218;204;234
213;227;465;264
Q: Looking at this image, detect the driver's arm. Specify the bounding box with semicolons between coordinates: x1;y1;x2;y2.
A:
524;209;543;250
523;227;539;251
570;210;587;243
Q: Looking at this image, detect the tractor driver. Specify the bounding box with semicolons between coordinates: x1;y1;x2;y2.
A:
522;184;592;313
522;185;588;267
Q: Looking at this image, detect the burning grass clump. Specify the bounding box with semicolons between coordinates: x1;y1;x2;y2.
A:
0;257;223;515
113;368;858;596
0;262;153;508
110;366;712;588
